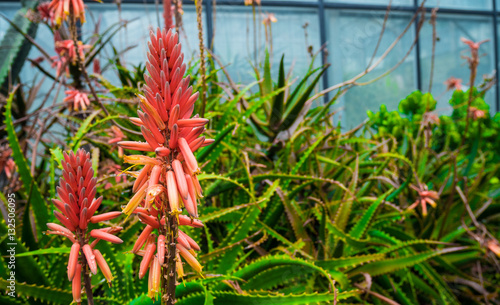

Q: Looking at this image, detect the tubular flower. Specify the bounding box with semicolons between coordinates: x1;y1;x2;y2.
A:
46;149;122;304
408;184;439;217
64;89;91;111
55;39;90;63
468;107;486;120
37;2;55;25
108;126;126;157
118;27;210;302
49;0;86;26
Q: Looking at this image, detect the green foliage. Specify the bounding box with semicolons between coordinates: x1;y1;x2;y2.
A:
0;1;38;92
1;8;499;305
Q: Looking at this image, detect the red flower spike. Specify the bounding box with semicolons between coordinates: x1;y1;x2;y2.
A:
46;149;122;298
122;28;210;301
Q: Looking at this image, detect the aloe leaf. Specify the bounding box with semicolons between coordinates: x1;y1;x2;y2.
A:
233;255;347;288
0;4;38;91
70;110;101;151
4;92;49;233
215;181;279;274
0;221;49;286
0;278;72;304
348;189;393;239
262;48;273;97
270;54;285;129
349;247;468;277
177;290;360;305
14;247;71;257
196;122;236;162
279;66;327;132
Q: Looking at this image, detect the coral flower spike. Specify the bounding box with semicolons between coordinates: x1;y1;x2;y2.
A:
118;27;210;304
46;149;123;304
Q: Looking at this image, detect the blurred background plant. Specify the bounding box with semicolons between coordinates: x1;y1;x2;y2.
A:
0;0;499;305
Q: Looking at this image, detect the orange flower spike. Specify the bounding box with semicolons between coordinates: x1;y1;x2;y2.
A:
94;249;114;284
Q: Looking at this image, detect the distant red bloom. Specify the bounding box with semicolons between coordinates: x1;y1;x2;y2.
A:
444;77;463;91
49;0;86;26
55;39;90;63
468;107;486;120
487;239;500;257
46;149;122;303
461;37;489;68
38;2;55;24
461;38;489;52
408;185;439;216
108;126;125;157
0;149;16;179
101;161;127;189
64;89;90;111
262;13;277;25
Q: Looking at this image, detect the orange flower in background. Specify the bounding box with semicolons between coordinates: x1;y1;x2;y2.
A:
118;27;211;302
64;89;90;111
487;239;500;257
444;76;463;91
244;0;261;5
55;39;90;63
468;107;486;120
408;184;439;216
262;13;277;25
37;2;55;24
49;0;86;26
108;126;125;157
46;149;123;304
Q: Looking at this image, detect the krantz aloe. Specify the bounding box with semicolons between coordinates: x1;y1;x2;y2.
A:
46;149;123;305
118;27;211;304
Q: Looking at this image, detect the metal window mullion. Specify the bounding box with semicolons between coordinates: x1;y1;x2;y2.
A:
493;0;499;112
413;0;422;91
205;0;214;51
318;0;329;103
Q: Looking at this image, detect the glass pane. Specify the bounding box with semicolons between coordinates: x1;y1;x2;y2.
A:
421;0;492;10
213;6;321;87
420;14;496;112
327;0;412;6
83;3;202;69
325;10;417;129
